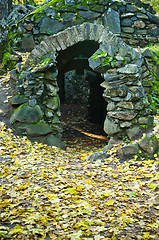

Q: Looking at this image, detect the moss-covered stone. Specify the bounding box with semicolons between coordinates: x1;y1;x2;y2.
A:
10;104;43;124
138;133;159;155
10;95;27;105
18;121;52;136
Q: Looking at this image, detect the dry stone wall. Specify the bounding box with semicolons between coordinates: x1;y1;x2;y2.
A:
9;0;159;51
10;23;155;149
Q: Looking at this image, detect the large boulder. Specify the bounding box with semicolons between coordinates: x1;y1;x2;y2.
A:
10;104;43;124
18;122;52;137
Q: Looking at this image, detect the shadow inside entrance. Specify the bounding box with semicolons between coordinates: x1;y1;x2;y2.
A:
61;103;108;151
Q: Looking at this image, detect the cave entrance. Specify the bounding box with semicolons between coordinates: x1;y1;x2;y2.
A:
56;40;108;149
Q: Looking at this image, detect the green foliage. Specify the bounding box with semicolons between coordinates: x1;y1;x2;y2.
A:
92;50;107;60
142;44;159;111
2;52;16;70
152;94;159;108
92;50;112;66
141;0;159;12
122;136;131;144
151;0;159;12
40;58;51;65
102;56;111;66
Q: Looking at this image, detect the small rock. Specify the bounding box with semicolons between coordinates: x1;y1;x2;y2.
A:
44;134;66;149
117;102;133;110
138;133;159;155
134;20;146;29
121;18;132;27
29;99;37;107
117;64;138;74
78;11;101;20
10;69;18;81
103;8;121;34
116;142;139;158
126;126;141;140
24;24;33;31
104;117;121;135
122;27;134;33
87;151;109;163
64;0;75;5
39;17;64;34
10;96;27;105
62;13;75;22
21;35;35;51
120;121;132;128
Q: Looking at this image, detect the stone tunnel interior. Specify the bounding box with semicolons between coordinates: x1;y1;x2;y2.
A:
56;40;108;148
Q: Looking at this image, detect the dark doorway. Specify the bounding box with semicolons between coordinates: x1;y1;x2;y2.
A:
56;41;108;149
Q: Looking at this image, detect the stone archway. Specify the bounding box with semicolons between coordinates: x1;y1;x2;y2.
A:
10;22;154;148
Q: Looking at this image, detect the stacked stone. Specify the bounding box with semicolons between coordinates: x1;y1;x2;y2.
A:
120;6;159;47
8;0;159;51
88;31;154;140
10;22;155;147
10;60;64;148
43;69;62;138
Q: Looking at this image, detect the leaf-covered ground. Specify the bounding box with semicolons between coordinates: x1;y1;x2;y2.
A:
0;122;159;240
0;68;159;239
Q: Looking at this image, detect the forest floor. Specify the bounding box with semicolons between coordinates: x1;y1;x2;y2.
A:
0;73;159;240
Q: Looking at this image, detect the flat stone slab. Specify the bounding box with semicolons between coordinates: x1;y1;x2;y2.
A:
116;142;139;158
108;111;137;120
18;122;52;137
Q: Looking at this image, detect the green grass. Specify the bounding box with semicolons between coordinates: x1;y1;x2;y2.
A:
142;43;159;56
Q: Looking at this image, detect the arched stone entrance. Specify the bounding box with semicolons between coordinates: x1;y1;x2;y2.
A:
10;23;154;148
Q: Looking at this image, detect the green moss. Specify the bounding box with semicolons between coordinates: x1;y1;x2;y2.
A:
2;52;16;70
139;124;149;129
17;94;25;97
17;0;99;25
34;120;45;126
13;104;25;114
